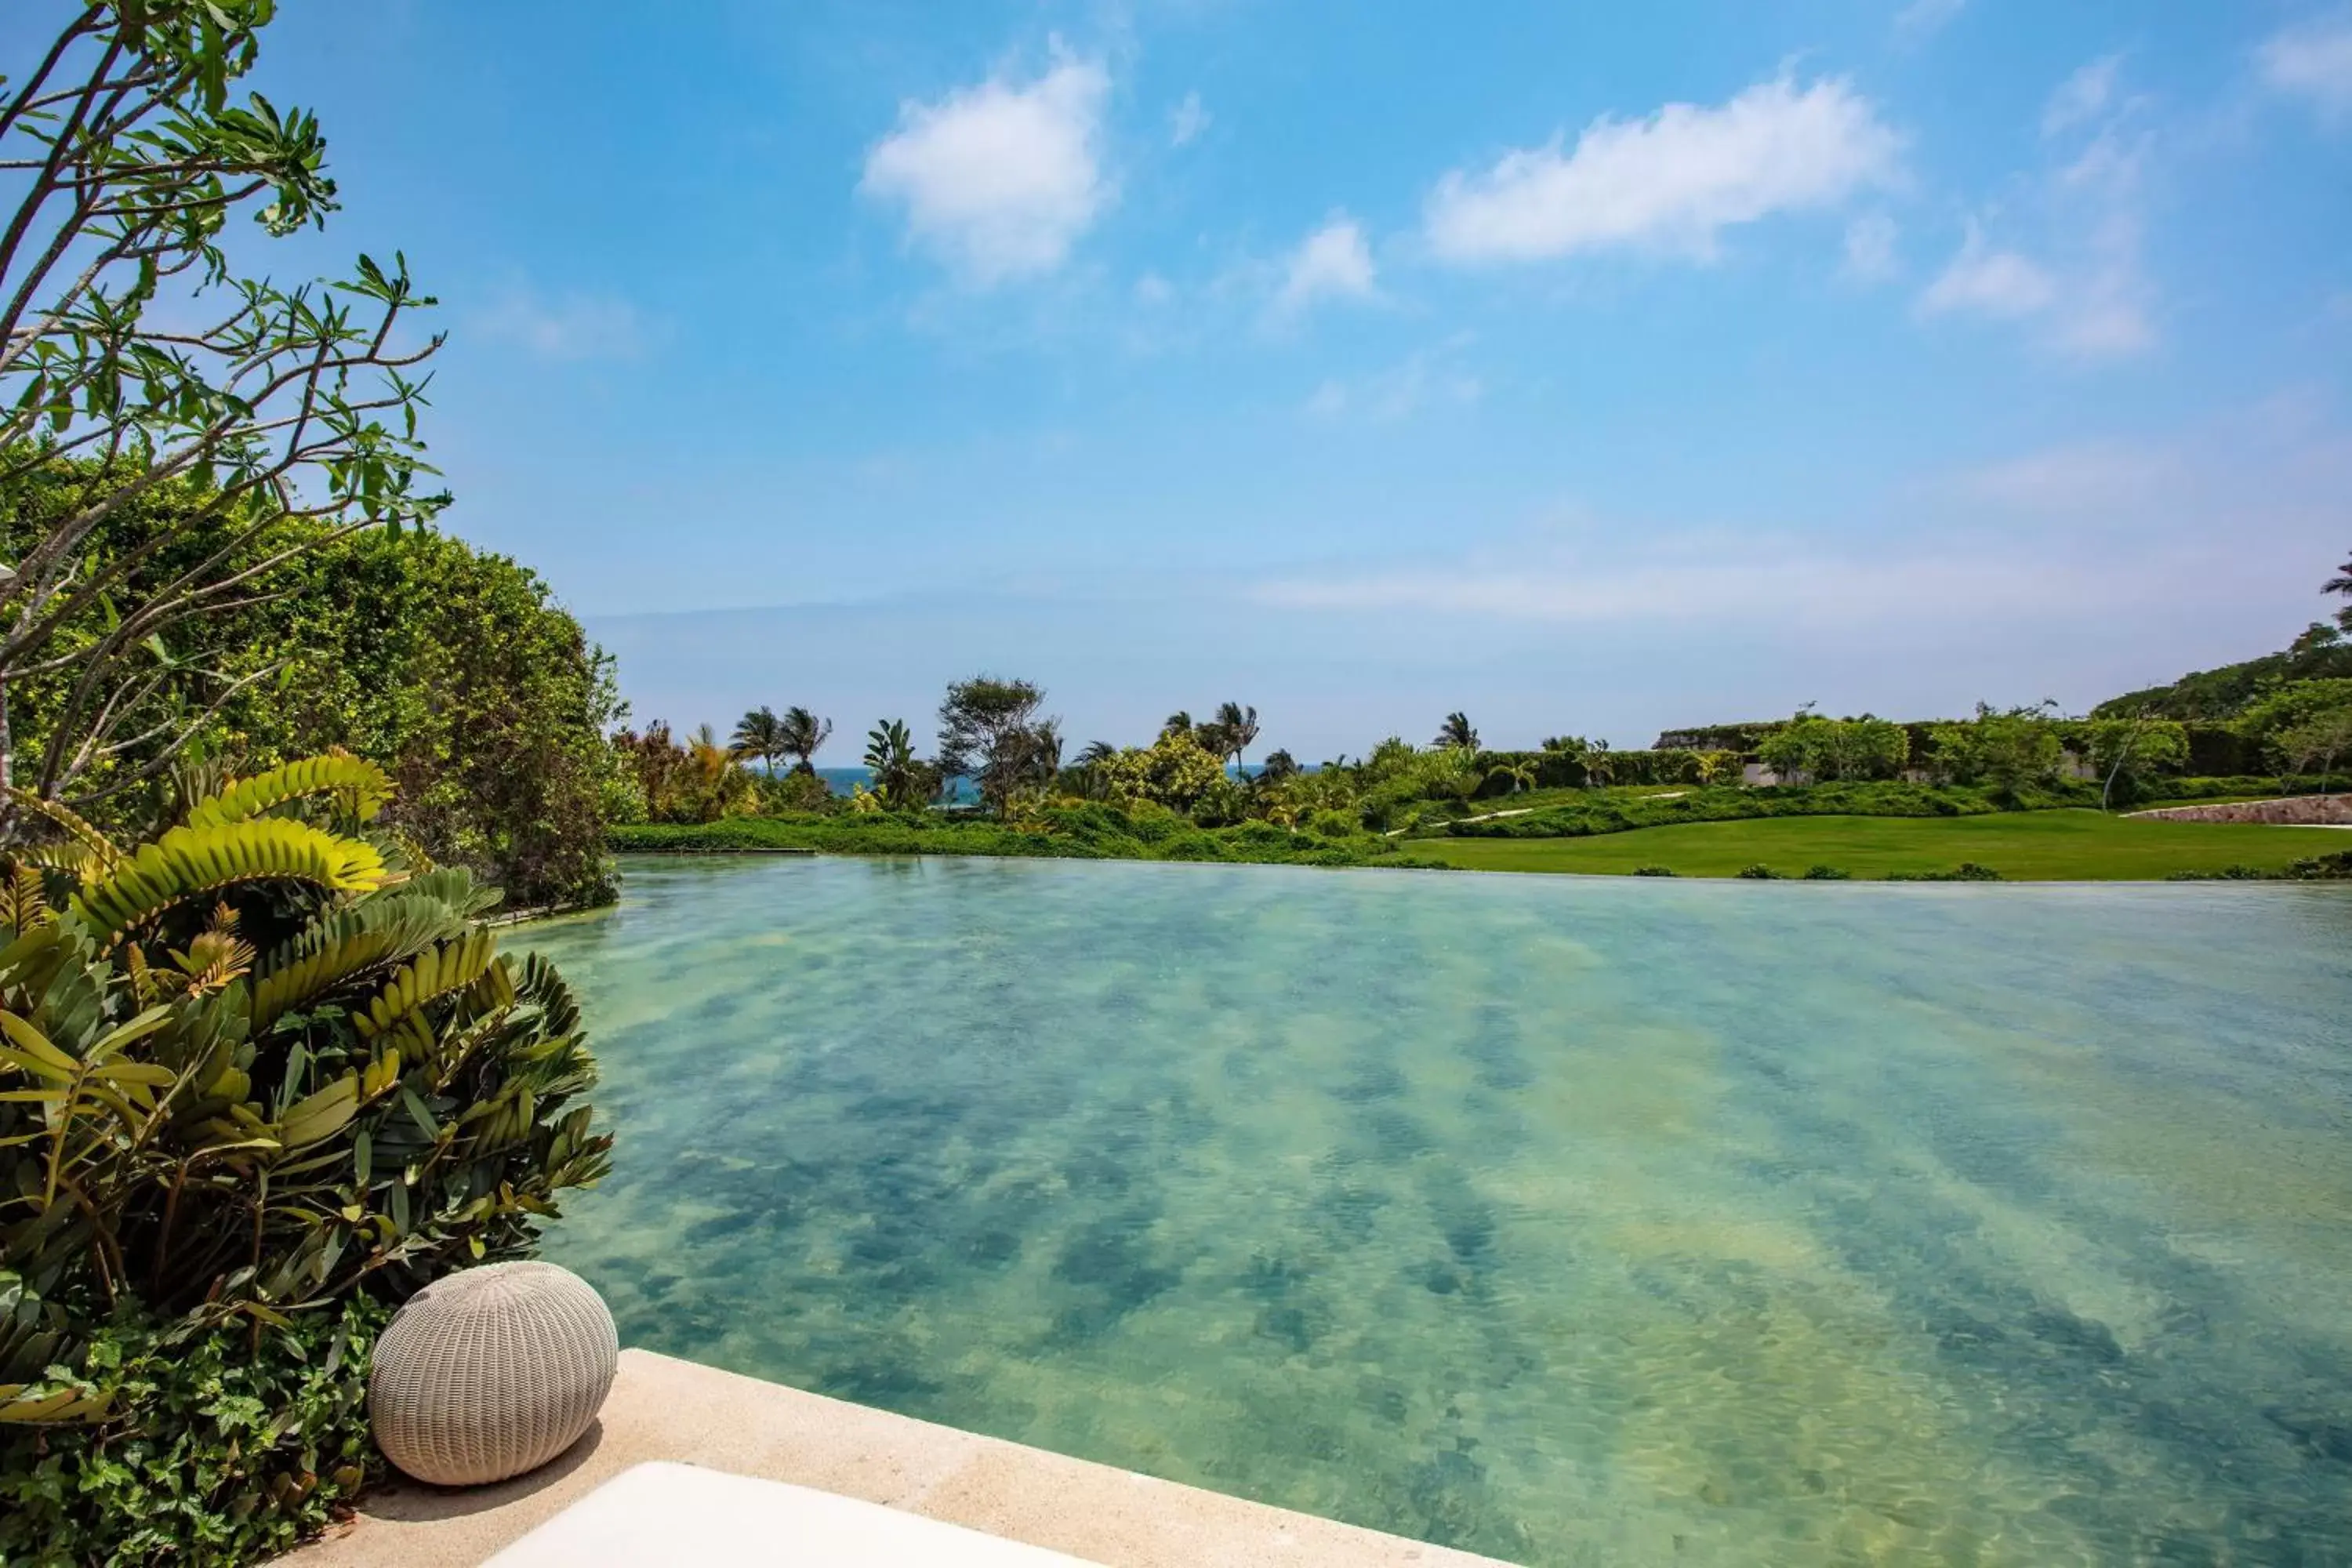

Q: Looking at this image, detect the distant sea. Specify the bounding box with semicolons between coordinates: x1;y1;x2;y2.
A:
809;765;979;804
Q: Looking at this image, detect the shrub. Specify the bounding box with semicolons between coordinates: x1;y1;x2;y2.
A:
3;468;626;912
1885;862;2005;882
2;756;609;1465
1736;864;1783;880
1802;865;1852;880
1;1298;387;1567
1631;865;1677;877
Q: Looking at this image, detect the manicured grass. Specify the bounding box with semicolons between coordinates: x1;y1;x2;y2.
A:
1408;811;2352;880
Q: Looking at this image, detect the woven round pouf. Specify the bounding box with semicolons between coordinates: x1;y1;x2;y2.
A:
369;1261;618;1486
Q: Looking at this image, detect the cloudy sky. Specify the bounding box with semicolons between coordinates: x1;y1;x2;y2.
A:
223;2;2352;757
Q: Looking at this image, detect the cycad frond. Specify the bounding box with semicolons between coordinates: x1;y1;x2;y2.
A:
184;751;393;830
2;786;121;877
68;819;390;943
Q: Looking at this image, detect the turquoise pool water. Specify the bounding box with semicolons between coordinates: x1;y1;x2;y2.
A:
528;856;2352;1565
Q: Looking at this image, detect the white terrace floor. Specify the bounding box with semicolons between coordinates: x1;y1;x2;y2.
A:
284;1349;1512;1568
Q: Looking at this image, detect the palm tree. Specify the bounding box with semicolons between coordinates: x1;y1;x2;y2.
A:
1212;701;1259;770
2329;552;2352;630
1258;749;1301;786
778;706;833;774
1160;710;1195;742
731;706;789;774
1434;712;1479;751
1485;758;1537;796
1584;739;1616;790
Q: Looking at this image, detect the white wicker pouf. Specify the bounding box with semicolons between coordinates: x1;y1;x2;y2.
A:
369;1261;619;1486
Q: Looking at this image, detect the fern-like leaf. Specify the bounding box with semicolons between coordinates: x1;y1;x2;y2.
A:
352;930;498;1045
67;820;389;943
0;863;47;934
183;752;393;831
2;786;120;876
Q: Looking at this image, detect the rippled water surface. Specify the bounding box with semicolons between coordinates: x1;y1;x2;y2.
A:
528;856;2352;1565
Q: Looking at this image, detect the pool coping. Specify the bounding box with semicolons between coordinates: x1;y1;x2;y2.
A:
279;1348;1515;1568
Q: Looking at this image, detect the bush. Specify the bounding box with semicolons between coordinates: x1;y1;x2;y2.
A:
3;467;626;911
1631;865;1677;877
2;1298;387;1567
1803;865;1852;880
1447;780;2090;840
1885;862;2005;882
1737;863;1783;880
2;755;609;1549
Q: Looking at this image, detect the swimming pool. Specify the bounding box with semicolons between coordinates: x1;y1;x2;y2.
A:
528;855;2352;1564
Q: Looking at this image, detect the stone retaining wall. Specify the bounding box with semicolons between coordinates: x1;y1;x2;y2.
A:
2131;796;2352;826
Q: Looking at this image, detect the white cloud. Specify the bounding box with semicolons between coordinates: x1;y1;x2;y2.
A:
1170;90;1210;147
1893;0;1966;46
860;53;1112;285
1842;212;1900;281
1918;225;2058;318
1423;74;1901;266
1276;217;1378;313
1918;64;2157;361
2257;12;2352;119
1302;345;1480;423
2043;56;2121;137
474;285;650;361
1134;271;1174;306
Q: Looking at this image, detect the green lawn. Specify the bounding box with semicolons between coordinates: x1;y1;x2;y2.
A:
1408;811;2351;880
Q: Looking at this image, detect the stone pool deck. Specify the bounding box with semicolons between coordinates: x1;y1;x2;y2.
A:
285;1349;1510;1568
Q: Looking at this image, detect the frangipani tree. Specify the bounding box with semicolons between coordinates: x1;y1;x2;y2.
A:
1;2;445;816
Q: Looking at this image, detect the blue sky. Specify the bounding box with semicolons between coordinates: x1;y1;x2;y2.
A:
209;2;2352;757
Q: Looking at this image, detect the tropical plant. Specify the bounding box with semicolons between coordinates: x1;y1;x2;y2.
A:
1485;758;1537;797
1257;749;1301;786
863;720;937;811
938;677;1056;818
777;706;832;773
731;707;790;774
1434;712;1479;750
1093;731;1227;814
1693;750;1739;787
1582;740;1617;789
612;720;756;822
2327;550;2352;632
6;457;626;910
1211;702;1260;771
0;2;446;806
0;753;609;1432
2;1295;387;1565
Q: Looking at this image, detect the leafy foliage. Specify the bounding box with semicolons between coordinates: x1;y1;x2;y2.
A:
861;720;940;811
610;804;1440;869
0;1296;387;1568
936;677;1058;818
3;469;627;909
612;720;758;824
0;2;447;811
1926;705;2065;798
0;755;610;1441
1755;714;1911;783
